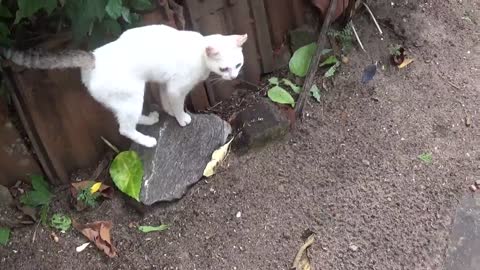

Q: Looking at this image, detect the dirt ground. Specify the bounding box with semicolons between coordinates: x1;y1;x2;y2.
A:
1;1;480;269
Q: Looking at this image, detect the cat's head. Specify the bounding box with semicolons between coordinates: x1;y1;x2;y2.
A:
204;34;248;80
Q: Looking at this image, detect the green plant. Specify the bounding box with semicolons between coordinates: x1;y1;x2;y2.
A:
289;42;332;77
109;150;144;201
20;174;53;225
389;44;402;56
0;0;155;48
266;76;299;107
418;152;433;164
328;25;354;53
309;84;321;103
77;182;101;207
50;213;72;232
0;227;10;246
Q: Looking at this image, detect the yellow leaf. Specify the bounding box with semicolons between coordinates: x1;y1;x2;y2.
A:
292;234;315;270
203;137;234;178
398;58;414;69
90;182;102;194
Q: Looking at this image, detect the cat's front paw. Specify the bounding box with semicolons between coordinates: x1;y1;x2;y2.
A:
140;136;157;147
176;113;192;127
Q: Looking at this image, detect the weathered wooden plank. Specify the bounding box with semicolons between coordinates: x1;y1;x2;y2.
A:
249;0;274;73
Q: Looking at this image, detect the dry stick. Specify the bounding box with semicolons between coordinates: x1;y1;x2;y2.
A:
362;2;383;35
295;0;338;118
350;21;366;52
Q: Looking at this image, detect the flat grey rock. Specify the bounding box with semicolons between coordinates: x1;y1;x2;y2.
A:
445;194;480;270
131;113;231;205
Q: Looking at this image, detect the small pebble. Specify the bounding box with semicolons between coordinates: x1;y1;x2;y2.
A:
465;116;472;127
362;160;370;166
476;180;480;186
236;211;241;218
470;185;477;192
278;185;285;193
349;244;359;252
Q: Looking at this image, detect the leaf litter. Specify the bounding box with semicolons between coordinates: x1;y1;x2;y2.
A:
73;220;117;257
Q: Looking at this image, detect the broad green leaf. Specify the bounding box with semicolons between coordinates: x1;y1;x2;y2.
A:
31;174;51;196
268;86;295;107
0;6;13;18
268;77;279;85
319;55;339;67
50;214;72;232
289;43;316;77
289;44;333;77
130;0;154;11
310;84;321;102
0;227;10;246
109;151;143;201
20;190;51;207
121;7;132;23
325;62;340;78
138;225;170;233
106;0;123;19
20;175;52;208
282;78;300;94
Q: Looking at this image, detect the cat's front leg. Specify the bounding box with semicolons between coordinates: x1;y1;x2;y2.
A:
166;85;191;127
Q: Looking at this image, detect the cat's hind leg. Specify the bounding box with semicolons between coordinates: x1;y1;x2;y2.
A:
109;90;157;147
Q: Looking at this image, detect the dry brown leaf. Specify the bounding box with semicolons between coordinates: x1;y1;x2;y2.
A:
73;220;117;257
398;58;414;69
292;234;315;270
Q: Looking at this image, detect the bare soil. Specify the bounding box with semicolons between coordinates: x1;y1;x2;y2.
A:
1;1;480;269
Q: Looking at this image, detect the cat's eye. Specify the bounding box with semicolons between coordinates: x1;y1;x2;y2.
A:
235;63;241;69
219;67;229;72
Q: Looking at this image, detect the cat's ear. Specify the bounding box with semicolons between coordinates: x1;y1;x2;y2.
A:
236;34;248;47
206;46;220;58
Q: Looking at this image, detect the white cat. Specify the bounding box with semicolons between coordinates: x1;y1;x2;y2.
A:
2;24;247;147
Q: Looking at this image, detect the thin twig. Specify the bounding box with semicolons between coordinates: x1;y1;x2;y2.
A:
350;21;366;52
101;136;120;154
295;0;338;118
362;2;383;35
32;221;41;243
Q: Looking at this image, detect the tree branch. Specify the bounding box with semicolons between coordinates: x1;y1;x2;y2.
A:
295;0;338;118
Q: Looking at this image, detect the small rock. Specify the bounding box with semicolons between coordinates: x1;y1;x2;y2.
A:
278;184;286;193
465;116;472;127
132;113;231;205
349;244;359;252
0;185;13;208
236;211;241;218
470;185;477;192
475;180;480;187
231;98;291;152
341;56;349;64
362;160;371;166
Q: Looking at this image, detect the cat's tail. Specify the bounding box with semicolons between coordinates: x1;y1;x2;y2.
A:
0;47;95;69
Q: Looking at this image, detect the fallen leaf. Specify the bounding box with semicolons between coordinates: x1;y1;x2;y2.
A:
76;242;90;252
309;84;321;103
282;78;301;94
203;137;234;178
292;234;315;270
90;182;102;194
73;221;117;257
398;58;414;69
138;224;170;233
